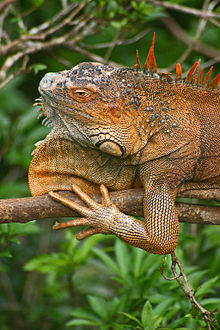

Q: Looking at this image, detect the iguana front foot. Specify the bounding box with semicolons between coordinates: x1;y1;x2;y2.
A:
49;184;120;239
49;183;178;254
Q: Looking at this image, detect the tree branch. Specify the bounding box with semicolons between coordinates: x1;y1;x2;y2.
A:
0;189;219;224
161;15;220;62
147;0;220;19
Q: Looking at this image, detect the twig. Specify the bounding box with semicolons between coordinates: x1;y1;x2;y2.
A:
170;252;215;328
80;29;150;49
160;252;216;328
147;0;220;19
36;0;90;39
50;51;73;68
208;17;220;27
28;3;78;36
172;0;211;67
202;56;220;69
0;0;16;12
0;55;29;89
0;1;97;86
104;28;121;63
161;15;220;62
64;43;122;67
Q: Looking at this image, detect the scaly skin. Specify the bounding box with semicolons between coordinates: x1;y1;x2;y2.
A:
29;37;220;255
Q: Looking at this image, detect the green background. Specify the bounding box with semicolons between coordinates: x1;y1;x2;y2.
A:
0;0;219;329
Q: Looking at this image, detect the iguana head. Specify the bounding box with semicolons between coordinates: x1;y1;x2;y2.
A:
38;33;220;159
38;61;147;158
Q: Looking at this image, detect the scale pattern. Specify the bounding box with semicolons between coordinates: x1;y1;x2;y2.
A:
29;34;220;255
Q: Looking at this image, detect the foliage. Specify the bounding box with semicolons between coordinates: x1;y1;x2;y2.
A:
0;225;219;329
0;0;219;329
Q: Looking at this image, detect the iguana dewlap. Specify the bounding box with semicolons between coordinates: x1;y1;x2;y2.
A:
29;33;220;255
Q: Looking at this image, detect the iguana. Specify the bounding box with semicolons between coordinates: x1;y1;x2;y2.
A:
29;33;220;255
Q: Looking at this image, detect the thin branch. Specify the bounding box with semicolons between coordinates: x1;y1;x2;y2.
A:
104;28;121;63
0;55;29;89
80;29;150;49
0;3;80;55
35;0;90;39
64;43;122;66
28;3;78;36
0;29;80;82
147;0;220;19
202;56;220;69
0;0;16;12
208;17;220;27
0;1;97;86
50;51;73;68
160;252;216;328
172;0;211;66
0;189;219;224
161;15;220;64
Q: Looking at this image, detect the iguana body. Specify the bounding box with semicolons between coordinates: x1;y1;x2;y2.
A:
29;34;220;255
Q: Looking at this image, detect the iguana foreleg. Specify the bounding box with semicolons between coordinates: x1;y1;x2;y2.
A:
49;182;179;255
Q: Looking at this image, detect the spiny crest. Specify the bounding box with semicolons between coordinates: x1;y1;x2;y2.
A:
175;63;182;82
134;33;219;89
143;32;157;74
132;50;142;71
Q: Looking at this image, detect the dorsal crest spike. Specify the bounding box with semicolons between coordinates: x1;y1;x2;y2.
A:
208;73;220;89
186;61;200;83
143;32;157;74
203;66;213;87
198;67;203;85
132;50;142;71
136;49;142;71
192;60;200;84
175;63;182;81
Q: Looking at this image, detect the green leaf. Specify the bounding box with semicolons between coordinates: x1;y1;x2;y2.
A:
66;319;98;326
200;297;220;306
69;307;100;322
120;312;143;327
32;63;47;74
87;295;108;320
152;315;162;329
92;247;120;275
115;239;130;278
141;300;152;327
132;248;146;278
74;235;101;264
8;237;21;244
23;253;69;274
0;250;12;258
175;328;194;330
153;298;175;316
8;222;39;236
195;276;219;297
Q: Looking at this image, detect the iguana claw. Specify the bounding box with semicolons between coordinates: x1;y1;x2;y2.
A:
49;184;117;239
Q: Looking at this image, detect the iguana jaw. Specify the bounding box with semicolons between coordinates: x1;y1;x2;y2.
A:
38;93;131;157
39;78;143;158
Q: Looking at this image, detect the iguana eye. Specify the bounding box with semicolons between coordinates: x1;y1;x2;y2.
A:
74;89;91;97
67;87;96;102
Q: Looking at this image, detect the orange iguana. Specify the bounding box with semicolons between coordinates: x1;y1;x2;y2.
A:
29;33;220;255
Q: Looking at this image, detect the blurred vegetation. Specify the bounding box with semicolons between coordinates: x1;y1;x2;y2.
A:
0;0;220;329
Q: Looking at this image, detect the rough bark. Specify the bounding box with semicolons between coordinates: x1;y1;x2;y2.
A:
0;189;219;225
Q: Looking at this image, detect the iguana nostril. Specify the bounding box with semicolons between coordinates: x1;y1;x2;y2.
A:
40;72;59;90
